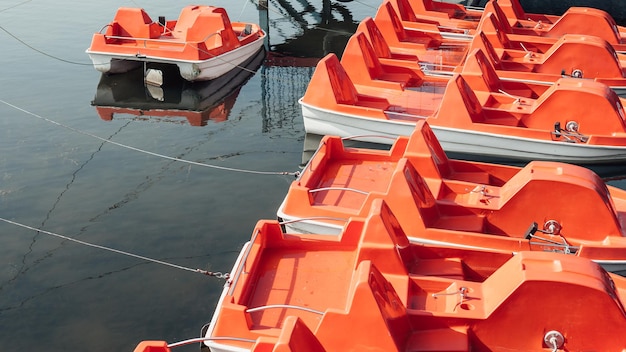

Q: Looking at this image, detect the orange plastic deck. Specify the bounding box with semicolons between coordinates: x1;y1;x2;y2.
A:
246;247;356;329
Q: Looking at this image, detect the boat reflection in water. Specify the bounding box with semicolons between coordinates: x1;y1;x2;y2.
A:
91;47;266;126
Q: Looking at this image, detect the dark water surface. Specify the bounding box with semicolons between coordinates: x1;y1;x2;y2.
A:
0;1;625;352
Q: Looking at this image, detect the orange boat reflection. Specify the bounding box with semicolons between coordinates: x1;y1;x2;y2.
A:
92;48;265;126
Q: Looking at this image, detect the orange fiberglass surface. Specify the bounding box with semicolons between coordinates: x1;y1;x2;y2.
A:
136;198;626;352
398;0;626;48
299;34;626;162
372;0;626;92
496;0;626;41
91;45;266;126
86;5;265;81
279;121;626;271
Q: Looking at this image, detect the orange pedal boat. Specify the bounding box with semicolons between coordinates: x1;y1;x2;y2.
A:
372;0;626;96
86;5;265;82
398;0;626;50
136;198;626;351
279;120;626;271
300;29;626;162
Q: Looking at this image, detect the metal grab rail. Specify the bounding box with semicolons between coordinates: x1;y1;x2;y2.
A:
104;35;188;45
404;26;472;41
279;216;349;225
102;31;222;48
246;304;324;315
168;336;256;348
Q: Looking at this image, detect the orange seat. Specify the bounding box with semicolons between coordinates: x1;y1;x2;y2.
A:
109;7;161;39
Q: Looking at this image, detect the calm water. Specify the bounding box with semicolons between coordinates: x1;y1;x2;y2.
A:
0;1;625;352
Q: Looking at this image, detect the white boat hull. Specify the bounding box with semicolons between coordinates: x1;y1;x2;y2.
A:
86;37;265;81
300;99;626;164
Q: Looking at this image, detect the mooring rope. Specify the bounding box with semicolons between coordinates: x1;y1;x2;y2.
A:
0;216;230;279
0;25;94;66
0;99;299;177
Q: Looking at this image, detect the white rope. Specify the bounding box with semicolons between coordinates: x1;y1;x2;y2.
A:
0;99;298;176
0;216;229;278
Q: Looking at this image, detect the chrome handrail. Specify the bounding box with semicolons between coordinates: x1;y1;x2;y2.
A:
309;187;369;195
246;304;324;315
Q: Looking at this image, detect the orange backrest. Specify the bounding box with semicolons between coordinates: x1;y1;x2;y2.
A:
301;54;359;106
395;0;419;22
495;0;527;20
408;0;429;13
477;11;511;49
302;54;392;113
403;159;439;227
324;55;360;105
469;30;502;67
377;198;414;263
454;75;485;122
174;6;234;44
269;316;326;352
346;33;387;82
359;17;393;59
463;49;502;92
417;121;452;176
483;1;514;34
314;261;411;351
174;5;207;40
379;1;411;42
408;0;468;18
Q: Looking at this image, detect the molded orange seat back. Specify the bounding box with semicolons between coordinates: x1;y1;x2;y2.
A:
437;75;486;124
358;17;394;59
110;7;160;39
461;49;503;93
405;120;453;179
342;32;421;89
495;0;527;20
